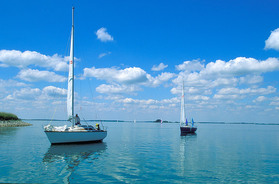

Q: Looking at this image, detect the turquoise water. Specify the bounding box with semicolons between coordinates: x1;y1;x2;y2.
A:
0;121;279;183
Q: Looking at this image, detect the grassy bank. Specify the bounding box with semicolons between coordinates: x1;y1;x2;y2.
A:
0;112;32;127
0;112;19;121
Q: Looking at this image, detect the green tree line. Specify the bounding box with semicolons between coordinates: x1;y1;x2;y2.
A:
0;112;19;121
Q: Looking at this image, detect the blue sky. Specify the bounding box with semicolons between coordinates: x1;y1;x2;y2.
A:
1;0;279;123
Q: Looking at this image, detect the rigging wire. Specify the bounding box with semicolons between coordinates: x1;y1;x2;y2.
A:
48;31;71;125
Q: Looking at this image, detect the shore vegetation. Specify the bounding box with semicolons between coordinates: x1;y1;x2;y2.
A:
0;112;19;121
0;112;32;127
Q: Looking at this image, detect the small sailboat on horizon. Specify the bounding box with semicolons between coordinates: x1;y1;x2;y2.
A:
180;82;197;134
44;7;107;144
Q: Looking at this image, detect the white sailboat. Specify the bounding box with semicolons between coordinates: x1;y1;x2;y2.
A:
180;82;197;134
44;7;107;144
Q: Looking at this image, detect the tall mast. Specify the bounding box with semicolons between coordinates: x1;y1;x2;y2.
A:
67;7;74;126
180;81;186;126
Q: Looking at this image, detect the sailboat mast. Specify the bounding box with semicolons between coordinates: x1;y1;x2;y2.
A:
180;81;186;126
67;7;75;126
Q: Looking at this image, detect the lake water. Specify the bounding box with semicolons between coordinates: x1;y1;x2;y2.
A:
0;121;279;183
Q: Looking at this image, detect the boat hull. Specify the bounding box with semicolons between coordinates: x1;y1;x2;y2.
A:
44;131;107;144
180;126;197;134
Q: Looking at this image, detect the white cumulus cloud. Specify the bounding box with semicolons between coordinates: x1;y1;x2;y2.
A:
176;59;204;72
0;79;27;88
42;86;67;98
270;97;279;106
172;72;208;87
17;69;66;82
84;67;148;84
209;77;238;88
213;94;243;100
96;84;139;94
173;57;279;92
151;63;168;71
147;72;176;87
84;66;175;90
265;28;279;51
239;75;263;84
0;50;68;71
96;27;114;42
201;57;279;76
98;52;111;58
253;96;267;103
217;86;276;95
213;86;276;100
6;88;41;100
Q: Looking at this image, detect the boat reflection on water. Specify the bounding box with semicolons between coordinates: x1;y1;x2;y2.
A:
43;142;107;162
179;132;197;177
43;143;107;183
180;132;197;136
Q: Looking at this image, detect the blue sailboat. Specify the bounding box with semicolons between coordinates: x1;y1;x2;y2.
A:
180;82;197;134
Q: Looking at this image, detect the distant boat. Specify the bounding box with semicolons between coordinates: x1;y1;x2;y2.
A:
180;82;197;134
44;7;107;144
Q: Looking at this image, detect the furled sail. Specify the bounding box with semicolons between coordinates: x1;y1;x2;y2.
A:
180;81;186;127
67;7;74;122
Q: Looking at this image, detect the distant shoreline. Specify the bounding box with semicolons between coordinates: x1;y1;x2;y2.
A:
19;119;279;125
0;120;32;127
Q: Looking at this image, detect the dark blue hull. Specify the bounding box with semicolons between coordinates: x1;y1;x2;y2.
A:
180;126;197;134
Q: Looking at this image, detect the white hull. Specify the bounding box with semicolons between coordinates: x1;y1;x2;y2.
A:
45;131;107;144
